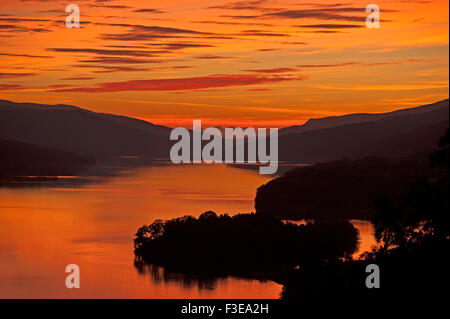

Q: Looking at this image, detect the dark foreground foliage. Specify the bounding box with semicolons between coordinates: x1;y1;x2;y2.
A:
134;128;449;301
255;155;440;220
282;129;449;300
134;213;358;274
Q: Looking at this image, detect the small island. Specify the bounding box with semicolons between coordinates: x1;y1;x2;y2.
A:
134;212;359;275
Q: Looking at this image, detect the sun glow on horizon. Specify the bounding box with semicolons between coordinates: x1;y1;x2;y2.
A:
0;0;448;127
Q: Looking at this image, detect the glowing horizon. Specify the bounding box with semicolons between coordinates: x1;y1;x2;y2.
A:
0;0;448;128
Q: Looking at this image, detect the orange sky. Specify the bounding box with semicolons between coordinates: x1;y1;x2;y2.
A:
0;0;448;127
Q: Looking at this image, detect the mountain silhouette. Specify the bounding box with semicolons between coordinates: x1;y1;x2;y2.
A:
278;99;448;163
0;99;171;163
0;99;448;167
0;138;93;180
280;99;448;136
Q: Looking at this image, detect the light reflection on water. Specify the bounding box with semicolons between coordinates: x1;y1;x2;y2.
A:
0;164;282;298
0;163;376;298
283;219;376;258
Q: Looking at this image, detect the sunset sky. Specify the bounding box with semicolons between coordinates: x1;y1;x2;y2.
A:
0;0;448;127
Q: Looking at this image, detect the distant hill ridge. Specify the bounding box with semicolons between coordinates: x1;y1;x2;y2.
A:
278;100;449;163
280;99;449;135
0;138;93;178
0;98;448;166
0;99;172;162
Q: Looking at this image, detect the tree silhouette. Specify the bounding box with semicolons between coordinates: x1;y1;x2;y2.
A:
371;128;449;250
134;212;359;274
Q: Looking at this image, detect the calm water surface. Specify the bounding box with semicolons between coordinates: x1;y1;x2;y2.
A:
0;164;375;298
